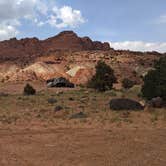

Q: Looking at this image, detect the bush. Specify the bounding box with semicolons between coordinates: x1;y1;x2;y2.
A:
122;78;135;89
23;83;36;95
105;90;117;96
142;56;166;100
88;61;117;91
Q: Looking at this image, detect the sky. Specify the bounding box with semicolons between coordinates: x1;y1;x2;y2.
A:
0;0;166;52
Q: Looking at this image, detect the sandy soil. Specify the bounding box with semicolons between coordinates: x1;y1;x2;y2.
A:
0;127;166;166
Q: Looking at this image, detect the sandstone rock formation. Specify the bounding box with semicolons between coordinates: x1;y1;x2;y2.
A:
70;68;94;85
0;31;111;65
0;31;165;85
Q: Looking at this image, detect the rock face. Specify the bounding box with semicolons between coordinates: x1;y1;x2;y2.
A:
70;68;94;85
0;31;165;85
0;37;44;65
0;31;111;65
43;31;111;52
23;62;69;80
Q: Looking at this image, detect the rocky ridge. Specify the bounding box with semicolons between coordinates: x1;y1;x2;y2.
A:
0;31;110;65
0;31;165;85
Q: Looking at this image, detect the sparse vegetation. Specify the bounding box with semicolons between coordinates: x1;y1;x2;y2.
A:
88;61;117;91
151;111;159;122
70;112;87;119
0;81;165;126
122;78;135;89
142;56;166;100
23;83;36;95
105;89;117;96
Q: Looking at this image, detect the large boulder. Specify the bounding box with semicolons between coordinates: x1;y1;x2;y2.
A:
110;98;144;111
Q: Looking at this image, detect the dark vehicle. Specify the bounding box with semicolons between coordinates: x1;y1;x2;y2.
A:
46;77;75;88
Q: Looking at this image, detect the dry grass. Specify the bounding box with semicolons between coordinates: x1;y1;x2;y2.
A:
0;82;166;166
0;82;165;127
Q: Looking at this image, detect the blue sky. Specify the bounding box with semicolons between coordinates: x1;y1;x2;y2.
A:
58;0;166;42
0;0;166;52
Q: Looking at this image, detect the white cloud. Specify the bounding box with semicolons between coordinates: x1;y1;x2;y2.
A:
0;0;85;40
37;21;45;27
0;0;40;40
156;14;166;24
110;41;166;53
48;6;85;28
36;0;48;15
0;24;19;41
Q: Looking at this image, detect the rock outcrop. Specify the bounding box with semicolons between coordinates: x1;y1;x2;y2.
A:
0;31;111;65
43;31;111;52
0;31;165;85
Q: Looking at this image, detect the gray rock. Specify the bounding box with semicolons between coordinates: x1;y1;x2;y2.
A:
110;98;144;111
47;98;57;104
54;106;63;112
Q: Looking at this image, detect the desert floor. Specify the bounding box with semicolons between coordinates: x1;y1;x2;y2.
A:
0;82;166;166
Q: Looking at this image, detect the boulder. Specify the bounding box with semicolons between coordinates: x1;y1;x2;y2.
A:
110;98;144;111
54;106;63;112
47;98;57;104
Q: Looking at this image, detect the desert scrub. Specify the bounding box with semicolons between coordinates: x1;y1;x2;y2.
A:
23;83;36;95
122;78;135;89
151;111;159;123
105;90;117;97
142;56;166;100
88;61;117;91
0;114;20;124
110;114;121;123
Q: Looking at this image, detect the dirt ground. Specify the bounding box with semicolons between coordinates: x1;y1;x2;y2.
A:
0;82;166;166
0;127;166;166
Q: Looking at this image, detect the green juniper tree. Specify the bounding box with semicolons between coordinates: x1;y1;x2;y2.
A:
23;83;36;95
88;61;117;91
142;56;166;100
